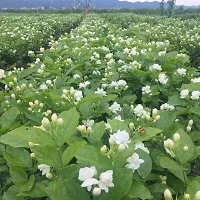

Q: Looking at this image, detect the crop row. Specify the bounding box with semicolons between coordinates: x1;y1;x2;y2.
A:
0;13;83;67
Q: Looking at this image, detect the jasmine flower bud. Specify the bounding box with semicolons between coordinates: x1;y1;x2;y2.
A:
100;145;107;153
184;194;190;199
118;144;126;152
30;153;36;159
92;188;101;196
42;117;50;127
164;189;172;200
46;172;53;179
186;126;191;132
57;118;64;126
173;133;180;142
183;146;189;151
51;113;58;122
196;191;200;200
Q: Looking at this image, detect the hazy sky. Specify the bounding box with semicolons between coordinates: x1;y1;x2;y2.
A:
119;0;200;6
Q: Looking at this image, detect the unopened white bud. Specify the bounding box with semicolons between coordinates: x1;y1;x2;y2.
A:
42;117;50;127
29;83;33;88
155;115;160;121
146;115;151;120
188;119;193;126
47;110;52;115
57;118;64;125
164;189;172;200
63;89;69;94
152;108;158;116
87;127;92;134
92;188;101;196
183;146;189;151
162;176;167;181
21;83;26;89
46;172;53;179
196;191;200;200
77;125;86;132
34;100;39;105
184;194;190;199
13;77;17;83
29;102;34;107
51;113;58;122
109;137;115;145
17;100;21;104
11;94;15;99
70;87;75;95
28;107;32;111
39;103;43;108
118;144;126;152
162;181;166;184
173;133;180;142
129;122;135;130
100;145;107;153
29;142;35;147
186;126;191;132
30;153;36;159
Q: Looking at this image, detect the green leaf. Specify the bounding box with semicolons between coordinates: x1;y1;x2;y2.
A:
45;180;90;200
107;119;129;133
95;168;132;200
136;149;152;179
58;164;79;181
18;181;48;197
156;111;177;132
175;129;195;164
181;83;200;91
31;145;62;169
0;127;55;148
9;166;27;184
58;108;80;146
158;156;186;170
9;166;34;192
186;177;200;199
75;145;112;171
4;148;32;168
127;180;153;199
62;141;86;166
0;107;20;127
89;122;105;144
133;127;162;142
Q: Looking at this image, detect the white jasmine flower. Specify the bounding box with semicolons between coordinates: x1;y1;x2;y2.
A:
74;74;80;79
191;77;200;83
114;115;124;121
177;68;186;76
109;102;121;114
79;81;90;88
125;153;144;173
133;104;144;117
180;89;189;99
98;170;114;193
142;85;152;95
78;166;98;192
158;51;166;56
158;74;168;85
82;119;94;127
149;64;162;71
95;88;107;96
38;164;50;175
191;91;200;100
135;142;149;154
46;80;52;85
110;130;130;148
40;83;48;90
0;69;6;79
74;90;83;101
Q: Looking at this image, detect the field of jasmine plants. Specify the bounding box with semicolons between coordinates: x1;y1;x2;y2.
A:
0;12;200;200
